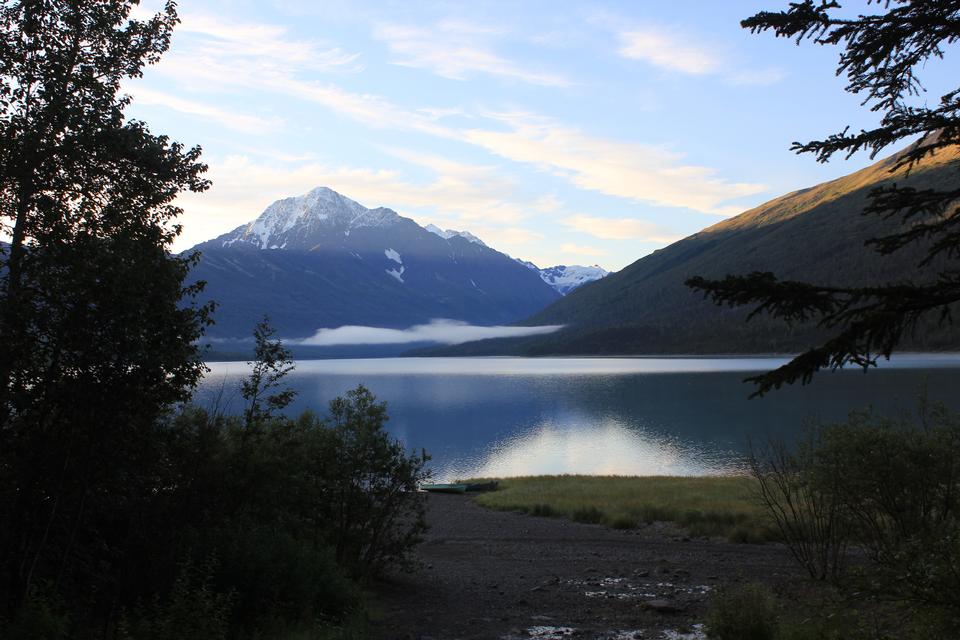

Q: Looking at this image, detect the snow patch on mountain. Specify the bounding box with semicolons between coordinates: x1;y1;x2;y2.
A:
384;248;402;264
520;261;609;295
425;224;487;247
386;266;405;283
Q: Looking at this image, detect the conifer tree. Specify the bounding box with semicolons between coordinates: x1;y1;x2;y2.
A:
687;0;960;395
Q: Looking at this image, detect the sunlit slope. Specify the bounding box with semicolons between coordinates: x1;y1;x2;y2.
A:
438;143;960;355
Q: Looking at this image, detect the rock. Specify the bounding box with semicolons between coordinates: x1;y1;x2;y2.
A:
643;599;685;614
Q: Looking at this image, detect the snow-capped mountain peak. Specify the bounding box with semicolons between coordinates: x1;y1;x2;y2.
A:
537;264;609;295
425;224;487;247
221;187;400;250
517;260;609;295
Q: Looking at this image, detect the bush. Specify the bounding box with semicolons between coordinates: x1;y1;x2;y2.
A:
211;526;359;632
1;591;69;640
706;583;779;640
530;503;555;517
318;386;430;580
118;559;233;640
609;515;636;530
108;384;426;637
751;403;960;633
571;506;605;524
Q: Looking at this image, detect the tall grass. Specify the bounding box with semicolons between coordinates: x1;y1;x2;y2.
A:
469;475;777;542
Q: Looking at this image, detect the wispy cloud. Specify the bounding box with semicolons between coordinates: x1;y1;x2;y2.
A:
132;88;282;132
374;21;570;86
172;154;547;252
177;13;362;72
294;319;563;346
152;13;762;221
463;112;765;216
152;14;455;137
618;25;782;86
562;215;682;243
619;28;720;75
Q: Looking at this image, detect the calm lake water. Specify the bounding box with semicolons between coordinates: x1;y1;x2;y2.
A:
196;356;960;481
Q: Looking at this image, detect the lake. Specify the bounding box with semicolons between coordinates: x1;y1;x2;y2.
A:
196;355;960;481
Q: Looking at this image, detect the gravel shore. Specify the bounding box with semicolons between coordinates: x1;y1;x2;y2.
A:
372;492;800;639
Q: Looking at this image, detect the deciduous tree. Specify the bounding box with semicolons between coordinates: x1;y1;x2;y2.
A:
0;0;211;622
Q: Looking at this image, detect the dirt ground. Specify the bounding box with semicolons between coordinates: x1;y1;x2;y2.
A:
371;493;801;640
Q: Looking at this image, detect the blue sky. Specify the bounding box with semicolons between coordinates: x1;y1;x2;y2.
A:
126;1;954;270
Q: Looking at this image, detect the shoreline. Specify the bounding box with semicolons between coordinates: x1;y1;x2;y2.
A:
372;490;797;639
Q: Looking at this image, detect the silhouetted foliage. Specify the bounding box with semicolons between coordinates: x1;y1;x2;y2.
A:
241;315;296;426
706;583;779;640
0;3;430;637
688;0;960;395
321;386;430;579
0;0;212;632
750;404;960;636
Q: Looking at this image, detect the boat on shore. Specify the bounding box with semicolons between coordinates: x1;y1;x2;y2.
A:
465;481;499;492
420;481;499;494
420;483;468;494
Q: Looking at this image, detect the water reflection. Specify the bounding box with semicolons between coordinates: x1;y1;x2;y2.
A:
438;418;743;481
197;356;960;480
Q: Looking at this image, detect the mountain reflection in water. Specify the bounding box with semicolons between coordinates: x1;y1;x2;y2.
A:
438;418;743;481
198;356;960;480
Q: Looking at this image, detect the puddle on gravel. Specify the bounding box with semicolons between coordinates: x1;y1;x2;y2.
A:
525;626;576;639
661;624;707;640
501;623;707;640
566;576;712;601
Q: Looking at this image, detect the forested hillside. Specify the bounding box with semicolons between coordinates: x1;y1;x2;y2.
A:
425;142;960;356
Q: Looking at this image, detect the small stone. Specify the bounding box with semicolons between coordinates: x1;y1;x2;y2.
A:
643;599;684;614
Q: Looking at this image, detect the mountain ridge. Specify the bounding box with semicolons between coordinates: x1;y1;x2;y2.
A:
418;142;960;356
188;188;562;340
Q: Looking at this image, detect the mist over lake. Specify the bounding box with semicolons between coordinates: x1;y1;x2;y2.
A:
196;355;960;481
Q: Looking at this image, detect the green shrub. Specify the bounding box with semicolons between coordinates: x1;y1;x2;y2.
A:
319;386;430;580
118;559;233;640
706;583;779;640
571;506;605;524
530;503;555;517
1;591;69;640
212;526;359;632
609;515;636;529
753;404;960;616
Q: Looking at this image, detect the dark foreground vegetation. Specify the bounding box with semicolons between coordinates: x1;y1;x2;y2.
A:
1;377;429;639
0;3;430;636
703;402;960;639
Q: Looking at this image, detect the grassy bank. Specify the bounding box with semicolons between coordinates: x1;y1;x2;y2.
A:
469;475;777;543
